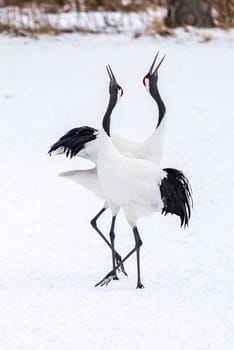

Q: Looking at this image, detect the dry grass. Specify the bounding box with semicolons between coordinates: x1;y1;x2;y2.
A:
0;0;233;36
150;15;174;36
1;0;167;12
199;32;213;43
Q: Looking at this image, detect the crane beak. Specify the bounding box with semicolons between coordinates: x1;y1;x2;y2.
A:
152;55;166;75
106;64;117;84
149;52;159;74
148;52;166;75
106;64;123;97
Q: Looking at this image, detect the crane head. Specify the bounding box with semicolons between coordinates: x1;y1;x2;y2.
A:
143;52;165;92
106;64;123;102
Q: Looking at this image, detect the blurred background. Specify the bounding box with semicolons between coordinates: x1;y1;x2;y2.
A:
0;0;233;36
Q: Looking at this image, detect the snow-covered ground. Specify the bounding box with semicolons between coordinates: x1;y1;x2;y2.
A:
1;31;234;349
0;9;149;33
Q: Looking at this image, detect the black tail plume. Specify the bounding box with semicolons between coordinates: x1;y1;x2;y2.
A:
48;126;97;159
160;168;193;228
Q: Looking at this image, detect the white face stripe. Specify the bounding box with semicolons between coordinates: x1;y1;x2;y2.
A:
144;78;150;92
117;88;123;102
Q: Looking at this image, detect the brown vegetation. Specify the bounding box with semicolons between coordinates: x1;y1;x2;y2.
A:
0;0;166;12
212;0;234;28
0;0;233;36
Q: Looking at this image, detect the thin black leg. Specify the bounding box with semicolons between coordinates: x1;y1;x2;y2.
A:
90;208;109;246
133;227;144;289
109;216;118;280
90;208;127;276
95;226;143;288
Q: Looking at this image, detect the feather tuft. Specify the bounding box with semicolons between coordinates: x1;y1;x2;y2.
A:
48;126;97;159
160;168;193;228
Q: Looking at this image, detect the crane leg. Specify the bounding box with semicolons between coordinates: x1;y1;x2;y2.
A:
109;216;118;280
95;226;144;288
90;208;127;276
133;227;144;289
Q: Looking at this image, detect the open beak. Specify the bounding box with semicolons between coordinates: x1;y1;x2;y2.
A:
106;64;123;96
106;64;117;84
148;52;166;75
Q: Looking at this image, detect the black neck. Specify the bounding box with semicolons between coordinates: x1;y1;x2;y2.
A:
150;83;166;129
102;93;117;137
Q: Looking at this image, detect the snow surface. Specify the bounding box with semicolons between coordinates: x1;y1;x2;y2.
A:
1;31;234;349
0;9;149;33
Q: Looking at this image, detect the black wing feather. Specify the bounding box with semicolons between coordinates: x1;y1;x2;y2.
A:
48;126;98;159
160;168;193;228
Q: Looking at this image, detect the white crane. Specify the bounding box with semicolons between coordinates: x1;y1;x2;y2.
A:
94;65;192;289
49;54;167;278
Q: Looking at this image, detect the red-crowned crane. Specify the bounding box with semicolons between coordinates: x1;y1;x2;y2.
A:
49;54;167;279
94;66;192;289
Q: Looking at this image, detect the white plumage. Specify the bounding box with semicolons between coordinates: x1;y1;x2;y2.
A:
92;64;192;289
69;116;166;166
59;168;102;197
59;54;166;210
49;55;192;288
59;118;166;200
50;54;168;285
97;130;165;225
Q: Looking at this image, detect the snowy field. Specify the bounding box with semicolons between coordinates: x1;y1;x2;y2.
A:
1;30;234;349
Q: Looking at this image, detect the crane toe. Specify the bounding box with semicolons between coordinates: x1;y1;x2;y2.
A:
136;282;145;289
95;271;119;287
